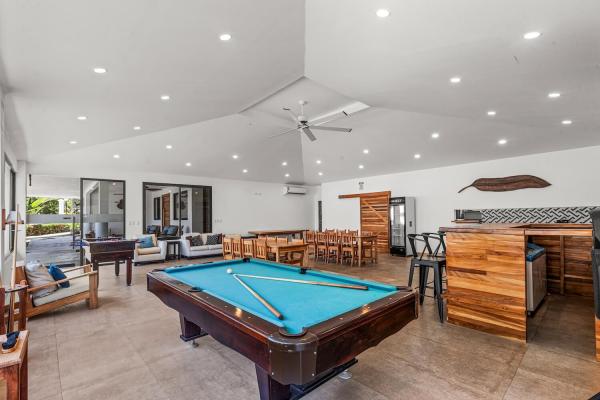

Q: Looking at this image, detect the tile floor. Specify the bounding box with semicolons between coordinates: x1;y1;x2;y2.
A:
16;255;600;399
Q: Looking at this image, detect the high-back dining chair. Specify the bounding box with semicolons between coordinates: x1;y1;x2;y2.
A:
231;238;242;259
255;239;268;260
326;231;340;263
305;230;316;259
242;239;255;258
340;233;357;266
316;232;328;262
276;237;288;245
222;237;233;260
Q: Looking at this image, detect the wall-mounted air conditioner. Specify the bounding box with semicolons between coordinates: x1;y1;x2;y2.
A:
283;186;307;195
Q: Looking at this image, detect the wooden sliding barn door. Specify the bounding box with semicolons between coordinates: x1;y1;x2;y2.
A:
339;191;390;254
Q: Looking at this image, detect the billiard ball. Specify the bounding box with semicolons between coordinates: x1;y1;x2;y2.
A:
226;268;233;274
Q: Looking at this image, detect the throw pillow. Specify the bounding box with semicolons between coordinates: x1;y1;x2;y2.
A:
187;235;203;247
47;264;70;288
138;236;155;248
165;226;177;235
25;261;58;298
205;234;220;245
217;233;223;244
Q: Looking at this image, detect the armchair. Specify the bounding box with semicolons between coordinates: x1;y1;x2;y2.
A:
15;264;98;317
133;234;167;264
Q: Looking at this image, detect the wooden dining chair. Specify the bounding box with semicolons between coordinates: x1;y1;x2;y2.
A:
305;230;316;259
340;233;357;266
242;239;255;258
360;236;377;265
276;237;288;244
326;231;341;263
316;232;328;262
232;238;242;259
255;239;268;260
222;237;233;260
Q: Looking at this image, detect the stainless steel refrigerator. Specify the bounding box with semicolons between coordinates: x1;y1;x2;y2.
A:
390;197;416;256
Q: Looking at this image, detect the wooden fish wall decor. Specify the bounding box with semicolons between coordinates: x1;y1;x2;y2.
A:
458;175;551;193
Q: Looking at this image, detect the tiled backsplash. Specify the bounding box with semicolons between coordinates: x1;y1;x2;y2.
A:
479;206;599;224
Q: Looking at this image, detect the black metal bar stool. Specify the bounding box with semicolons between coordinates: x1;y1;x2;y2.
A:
408;233;446;322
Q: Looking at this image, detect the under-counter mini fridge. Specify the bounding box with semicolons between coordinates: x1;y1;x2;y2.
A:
389;197;416;256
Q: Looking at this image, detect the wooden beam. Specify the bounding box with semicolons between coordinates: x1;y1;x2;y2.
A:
338;191;391;199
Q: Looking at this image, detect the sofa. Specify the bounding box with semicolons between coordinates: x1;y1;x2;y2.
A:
133;234;167;264
180;232;223;258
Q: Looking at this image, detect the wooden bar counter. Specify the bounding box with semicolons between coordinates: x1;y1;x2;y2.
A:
439;223;596;357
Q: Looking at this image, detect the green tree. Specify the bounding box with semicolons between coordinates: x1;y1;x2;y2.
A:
26;197;59;214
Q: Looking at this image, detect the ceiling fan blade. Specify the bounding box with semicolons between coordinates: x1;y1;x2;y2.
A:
282;107;300;124
302;127;317;141
267;127;299;140
308;110;349;127
310;126;352;133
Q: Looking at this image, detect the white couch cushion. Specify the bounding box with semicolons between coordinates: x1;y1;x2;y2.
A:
25;261;58;299
208;245;223;250
137;246;161;255
33;274;89;306
190;245;208;252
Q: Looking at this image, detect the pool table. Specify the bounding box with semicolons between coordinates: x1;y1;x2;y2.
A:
147;258;417;400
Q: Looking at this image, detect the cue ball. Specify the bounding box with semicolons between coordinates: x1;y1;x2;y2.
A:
226;268;233;274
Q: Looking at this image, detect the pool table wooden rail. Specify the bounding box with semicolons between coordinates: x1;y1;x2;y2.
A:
147;263;417;399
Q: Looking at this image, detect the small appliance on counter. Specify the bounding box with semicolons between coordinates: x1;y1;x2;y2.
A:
453;209;482;223
526;242;547;314
389;197;416;256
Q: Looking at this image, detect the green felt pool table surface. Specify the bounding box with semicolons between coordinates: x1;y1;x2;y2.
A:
163;258;399;334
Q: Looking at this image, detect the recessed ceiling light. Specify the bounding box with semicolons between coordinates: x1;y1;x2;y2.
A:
113;154;120;159
498;139;508;145
431;132;440;139
185;162;191;167
376;9;390;18
165;145;173;150
93;67;107;74
318;172;323;176
548;92;561;99
281;161;288;166
449;76;461;84
414;153;421;159
523;31;541;40
133;126;141;131
487;110;497;116
284;173;290;178
69;140;77;145
160;95;170;101
232;154;239;159
242;169;248;173
316;160;322;164
562;119;572;125
363;149;369;154
219;33;232;41
358;164;364;169
77;115;87;121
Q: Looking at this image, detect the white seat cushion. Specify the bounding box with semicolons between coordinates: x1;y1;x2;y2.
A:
33;275;89;306
137;246;160;255
190;245;208;252
208;245;222;250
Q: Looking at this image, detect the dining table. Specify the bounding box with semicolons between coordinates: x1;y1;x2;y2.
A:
265;242;309;266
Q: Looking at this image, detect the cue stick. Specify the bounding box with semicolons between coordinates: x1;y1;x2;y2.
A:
232;274;284;320
234;273;369;291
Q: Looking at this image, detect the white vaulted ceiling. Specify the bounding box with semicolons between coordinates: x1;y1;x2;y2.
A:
1;0;599;185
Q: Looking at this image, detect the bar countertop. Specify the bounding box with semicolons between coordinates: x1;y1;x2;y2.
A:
439;223;592;236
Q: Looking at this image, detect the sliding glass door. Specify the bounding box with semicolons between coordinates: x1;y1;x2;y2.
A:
80;178;125;241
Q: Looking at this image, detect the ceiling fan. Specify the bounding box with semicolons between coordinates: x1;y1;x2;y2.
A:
274;100;352;142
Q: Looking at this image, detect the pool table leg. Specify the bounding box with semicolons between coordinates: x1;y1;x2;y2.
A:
179;315;208;343
255;365;290;400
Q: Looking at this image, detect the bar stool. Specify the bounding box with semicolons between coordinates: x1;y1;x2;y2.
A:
407;233;446;322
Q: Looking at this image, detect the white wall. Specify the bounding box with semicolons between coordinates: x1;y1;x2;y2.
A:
28;164;317;238
321;146;600;234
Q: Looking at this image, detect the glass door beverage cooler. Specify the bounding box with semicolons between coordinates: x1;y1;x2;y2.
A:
389;197;416;256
